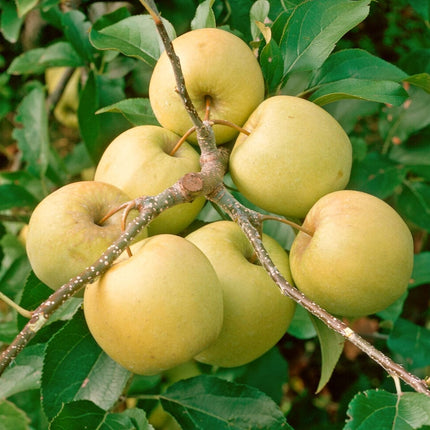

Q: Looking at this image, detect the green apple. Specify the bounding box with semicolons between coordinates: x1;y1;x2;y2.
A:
83;234;224;375
45;67;80;129
94;125;206;236
149;28;265;145
26;180;147;291
229;95;352;218
289;190;414;317
186;220;295;368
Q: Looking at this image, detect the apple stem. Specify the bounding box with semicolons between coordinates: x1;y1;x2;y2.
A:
204;95;212;121
260;215;313;237
0;292;33;319
170;126;197;156
209;119;251;136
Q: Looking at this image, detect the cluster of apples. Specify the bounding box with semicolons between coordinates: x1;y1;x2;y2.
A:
25;28;414;376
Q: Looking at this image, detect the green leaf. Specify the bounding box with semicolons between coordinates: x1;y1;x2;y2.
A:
0;399;30;430
408;0;430;21
345;390;430;429
379;86;430;147
404;73;430;93
62;10;96;64
397;181;430;232
7;42;83;75
41;310;131;420
376;292;408;323
287;304;317;339
250;0;270;41
309;78;408;106
387;318;430;369
260;39;284;95
96;98;160;126
0;184;38;210
389;127;430;167
14;0;38;17
280;0;370;77
0;344;45;398
410;252;430;288
0;320;18;343
90;14;176;67
310;49;407;87
191;0;216;30
0;1;24;43
49;400;152;430
309;315;344;393
347;151;408;199
12;86;50;180
160;375;291;429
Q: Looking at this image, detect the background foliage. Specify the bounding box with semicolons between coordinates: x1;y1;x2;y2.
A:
0;0;430;429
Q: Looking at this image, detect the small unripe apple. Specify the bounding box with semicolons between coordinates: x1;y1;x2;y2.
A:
289;190;414;317
83;235;224;375
229;95;352;218
94;125;205;236
26;181;146;291
186;220;295;367
149;28;265;145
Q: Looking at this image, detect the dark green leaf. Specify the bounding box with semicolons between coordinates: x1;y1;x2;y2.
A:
280;0;370;77
42;310;131;419
7;42;83;75
397;182;430;232
260;39;284;95
90;15;176;67
62;10;96;64
309;315;344;393
49;400;150;430
408;0;430;21
160;375;291;429
345;390;430;429
309;78;408;106
96;98;160;126
388;318;430;369
12;86;50;179
409;252;430;288
389;127;430;167
310;49;407;87
0;399;30;430
348;152;408;199
0;1;24;43
0;184;38;211
0;344;45;398
191;0;216;30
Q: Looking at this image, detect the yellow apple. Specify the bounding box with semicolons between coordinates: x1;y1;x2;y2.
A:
149;28;265;145
83;234;224;375
229;95;352;218
94;125;206;236
186;220;295;367
289;190;414;317
26;181;146;291
45;67;80;129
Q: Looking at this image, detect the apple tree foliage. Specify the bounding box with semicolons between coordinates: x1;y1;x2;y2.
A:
0;0;430;429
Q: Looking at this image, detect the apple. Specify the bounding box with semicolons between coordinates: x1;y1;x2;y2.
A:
45;67;80;129
229;95;353;218
94;125;206;236
289;190;414;317
83;234;224;375
26;180;147;291
186;220;296;368
149;28;265;145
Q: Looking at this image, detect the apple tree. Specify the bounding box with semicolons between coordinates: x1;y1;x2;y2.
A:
1;0;430;429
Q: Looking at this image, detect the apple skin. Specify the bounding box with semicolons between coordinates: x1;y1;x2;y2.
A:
289;190;414;317
186;220;295;368
149;28;265;145
229;95;352;218
83;234;224;375
26;181;147;291
94;125;206;236
45;67;80;129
